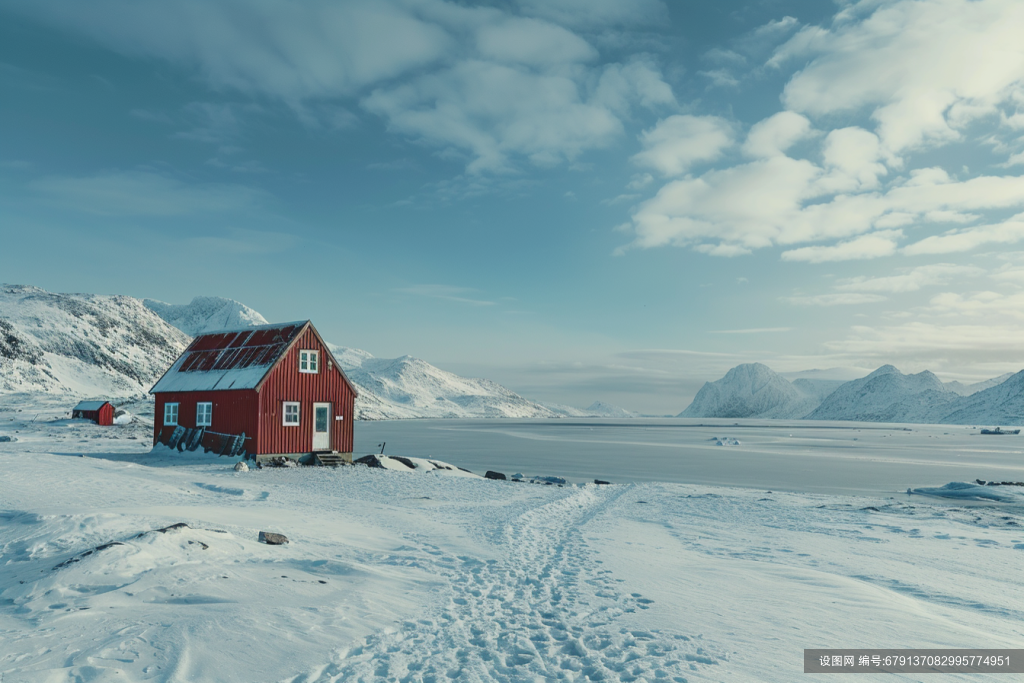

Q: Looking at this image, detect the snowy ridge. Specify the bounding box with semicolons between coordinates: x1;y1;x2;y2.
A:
0;284;190;397
143;296;268;337
805;365;958;423
685;361;1024;426
340;353;558;420
944;373;1015;396
939;370;1024;425
2;284;633;420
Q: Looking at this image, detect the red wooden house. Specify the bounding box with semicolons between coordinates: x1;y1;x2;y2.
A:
73;400;114;426
150;320;357;463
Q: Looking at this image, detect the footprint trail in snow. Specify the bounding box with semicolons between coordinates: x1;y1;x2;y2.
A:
321;485;721;682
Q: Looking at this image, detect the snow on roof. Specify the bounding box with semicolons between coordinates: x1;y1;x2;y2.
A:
150;321;308;393
73;400;110;411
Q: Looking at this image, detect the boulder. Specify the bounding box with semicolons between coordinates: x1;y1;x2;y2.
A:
234;461;249;472
485;470;507;480
355;454;384;468
594;479;611;485
259;531;289;545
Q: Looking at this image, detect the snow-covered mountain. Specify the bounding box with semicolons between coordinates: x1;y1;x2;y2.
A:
944;373;1014;396
0;284;190;397
680;362;1024;425
805;365;960;423
328;347;558;420
678;363;819;419
937;370;1024;425
4;285;624;421
143;296;268;336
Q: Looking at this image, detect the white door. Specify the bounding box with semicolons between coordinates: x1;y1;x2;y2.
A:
313;402;331;451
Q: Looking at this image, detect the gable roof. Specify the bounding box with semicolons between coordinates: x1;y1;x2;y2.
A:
73;400;111;411
150;321;308;393
150;320;358;396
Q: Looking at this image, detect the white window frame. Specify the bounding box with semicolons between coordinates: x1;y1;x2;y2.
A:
196;402;213;427
299;349;319;374
164;402;179;426
283;401;300;426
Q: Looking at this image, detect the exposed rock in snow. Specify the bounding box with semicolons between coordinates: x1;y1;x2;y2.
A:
143;296;268;336
678;363;819;419
0;284;191;397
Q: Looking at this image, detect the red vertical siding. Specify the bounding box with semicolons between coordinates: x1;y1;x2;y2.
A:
98;403;114;426
153;389;260;453
257;327;356;455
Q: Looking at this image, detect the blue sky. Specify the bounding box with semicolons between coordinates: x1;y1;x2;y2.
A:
3;0;1024;414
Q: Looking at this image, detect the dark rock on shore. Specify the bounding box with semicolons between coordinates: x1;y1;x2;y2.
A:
259;531;289;545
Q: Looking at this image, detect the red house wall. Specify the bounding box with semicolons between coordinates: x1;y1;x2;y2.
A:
257;327;356;455
153;389;259;453
97;403;114;426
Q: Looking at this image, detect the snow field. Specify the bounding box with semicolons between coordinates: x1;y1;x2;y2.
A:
2;447;1022;681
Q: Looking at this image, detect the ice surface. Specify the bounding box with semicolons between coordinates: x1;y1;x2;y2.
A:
910;482;1024;503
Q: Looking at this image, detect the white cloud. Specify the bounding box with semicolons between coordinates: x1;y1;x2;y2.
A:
824;321;1024;365
819;127;888;191
773;0;1024;156
781;231;902;263
784;293;888;306
5;0;454;101
594;60;676;116
625;139;1024;256
926;290;1024;319
834;263;984;293
6;0;675;174
903;213;1024;254
742;111;813;158
515;0;668;29
475;16;596;67
363;61;623;173
29;171;264;216
631;115;734;177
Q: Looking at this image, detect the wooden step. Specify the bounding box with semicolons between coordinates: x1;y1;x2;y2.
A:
314;453;347;467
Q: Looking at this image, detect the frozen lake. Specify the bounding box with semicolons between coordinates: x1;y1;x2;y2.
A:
355;418;1024;496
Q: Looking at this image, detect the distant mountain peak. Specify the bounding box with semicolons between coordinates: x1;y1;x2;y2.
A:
868;364;900;377
679;362;818;419
144;296;268;337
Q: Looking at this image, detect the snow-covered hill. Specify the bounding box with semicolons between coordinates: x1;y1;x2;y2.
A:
680;362;1024;426
805;365;960;423
939;370;1024;424
143;296;268;336
330;348;558;420
944;373;1014;396
678;363;819;419
0;284;190;397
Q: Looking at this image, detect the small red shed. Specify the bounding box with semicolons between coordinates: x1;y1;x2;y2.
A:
150;320;358;463
72;400;115;426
